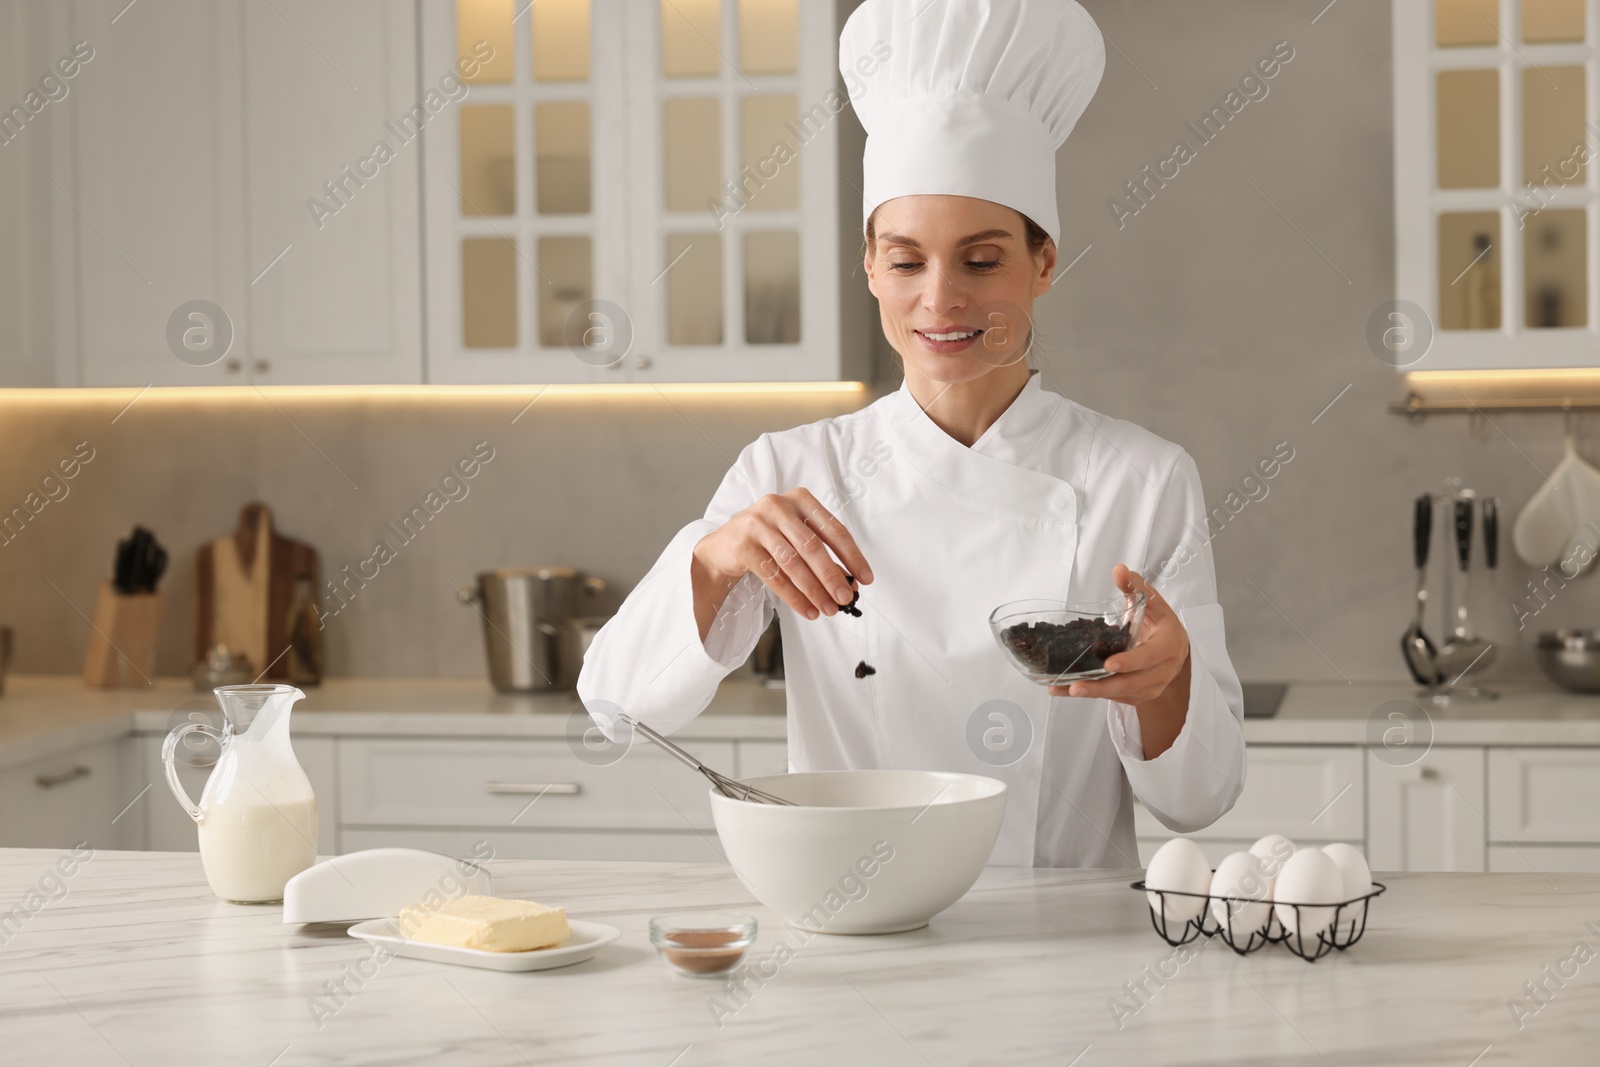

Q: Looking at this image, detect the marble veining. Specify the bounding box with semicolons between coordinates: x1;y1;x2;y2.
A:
2;849;1598;1065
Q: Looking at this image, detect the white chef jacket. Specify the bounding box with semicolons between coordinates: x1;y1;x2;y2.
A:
577;372;1246;867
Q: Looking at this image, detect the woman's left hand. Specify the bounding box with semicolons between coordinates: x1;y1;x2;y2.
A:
1048;565;1190;707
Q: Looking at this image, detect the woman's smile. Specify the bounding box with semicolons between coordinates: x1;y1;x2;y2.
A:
915;325;986;354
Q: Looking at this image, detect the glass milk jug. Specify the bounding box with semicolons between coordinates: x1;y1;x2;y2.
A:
162;684;318;904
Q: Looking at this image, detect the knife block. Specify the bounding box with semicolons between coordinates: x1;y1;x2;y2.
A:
82;582;164;688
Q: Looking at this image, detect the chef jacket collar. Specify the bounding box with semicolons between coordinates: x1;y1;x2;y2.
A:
887;371;1078;523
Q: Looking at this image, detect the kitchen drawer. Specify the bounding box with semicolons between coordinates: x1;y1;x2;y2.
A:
340;828;727;863
1487;844;1600;874
735;741;789;779
136;734;337;852
1488;748;1600;844
0;741;124;849
1133;745;1364;842
338;738;735;830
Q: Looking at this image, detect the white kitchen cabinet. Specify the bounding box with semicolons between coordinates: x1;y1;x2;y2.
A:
56;0;422;386
58;0;249;386
1487;747;1600;844
421;0;872;383
0;740;129;850
339;737;731;831
238;0;423;384
735;739;789;779
1392;2;1598;371
1133;745;1365;845
135;733;337;854
0;1;62;387
1366;747;1486;873
1488;844;1600;875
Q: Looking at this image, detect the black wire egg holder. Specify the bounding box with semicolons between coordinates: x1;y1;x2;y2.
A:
1128;879;1387;962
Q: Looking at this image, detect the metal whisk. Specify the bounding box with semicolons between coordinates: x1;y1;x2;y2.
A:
620;715;794;805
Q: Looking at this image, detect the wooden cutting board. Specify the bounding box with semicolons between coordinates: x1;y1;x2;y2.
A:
194;503;319;680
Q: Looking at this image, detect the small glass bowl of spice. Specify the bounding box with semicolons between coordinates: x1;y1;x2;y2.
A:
648;912;757;978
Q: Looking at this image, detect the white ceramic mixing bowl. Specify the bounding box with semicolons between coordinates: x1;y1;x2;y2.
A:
709;770;1007;935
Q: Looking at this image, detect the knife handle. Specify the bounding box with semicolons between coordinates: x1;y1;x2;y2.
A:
1413;495;1432;569
1454;497;1473;571
1482;497;1498;571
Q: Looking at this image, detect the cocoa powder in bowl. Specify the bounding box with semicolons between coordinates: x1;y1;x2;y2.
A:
660;930;747;973
649;912;757;977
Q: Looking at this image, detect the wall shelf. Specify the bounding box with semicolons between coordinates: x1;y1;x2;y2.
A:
1390;391;1600;419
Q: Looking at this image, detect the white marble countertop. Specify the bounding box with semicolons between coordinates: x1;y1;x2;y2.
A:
1;848;1595;1065
4;674;1600;774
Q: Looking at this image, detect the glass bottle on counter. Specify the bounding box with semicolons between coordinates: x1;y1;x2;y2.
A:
286;575;324;686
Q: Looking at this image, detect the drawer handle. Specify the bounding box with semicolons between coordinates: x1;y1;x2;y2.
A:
485;782;581;796
36;766;92;789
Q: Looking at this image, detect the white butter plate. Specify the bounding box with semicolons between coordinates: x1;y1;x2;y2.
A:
347;918;621;972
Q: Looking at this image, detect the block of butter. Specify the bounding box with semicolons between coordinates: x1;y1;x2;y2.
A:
399;895;569;952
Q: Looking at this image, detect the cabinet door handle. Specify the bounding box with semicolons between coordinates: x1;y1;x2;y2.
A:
1417;766;1439;781
36;766;91;789
484;782;580;796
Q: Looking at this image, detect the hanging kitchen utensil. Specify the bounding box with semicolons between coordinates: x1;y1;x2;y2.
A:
1436;492;1494;680
1400;494;1443;686
1512;416;1600;570
1483;496;1499;581
619;715;794;805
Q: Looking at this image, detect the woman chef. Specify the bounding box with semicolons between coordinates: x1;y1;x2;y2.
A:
578;0;1246;867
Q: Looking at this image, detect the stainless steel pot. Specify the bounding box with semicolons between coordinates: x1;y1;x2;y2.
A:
1536;629;1600;694
459;568;605;691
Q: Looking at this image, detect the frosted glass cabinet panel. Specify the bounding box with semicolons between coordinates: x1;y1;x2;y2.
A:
1434;70;1498;190
1522;0;1586;42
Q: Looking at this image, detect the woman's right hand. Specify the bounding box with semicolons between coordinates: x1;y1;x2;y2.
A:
692;489;873;625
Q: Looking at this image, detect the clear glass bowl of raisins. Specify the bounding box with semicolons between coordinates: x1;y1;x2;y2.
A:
988;594;1147;686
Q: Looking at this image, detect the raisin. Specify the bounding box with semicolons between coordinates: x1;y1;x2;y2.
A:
839;573;863;617
1000;618;1132;677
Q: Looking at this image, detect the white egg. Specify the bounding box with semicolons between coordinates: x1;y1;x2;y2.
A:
1321;843;1373;901
1272;848;1344;939
1208;851;1272;940
1144;837;1211;929
1248;834;1297;880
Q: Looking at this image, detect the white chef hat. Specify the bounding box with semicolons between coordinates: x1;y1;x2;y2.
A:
840;0;1105;245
